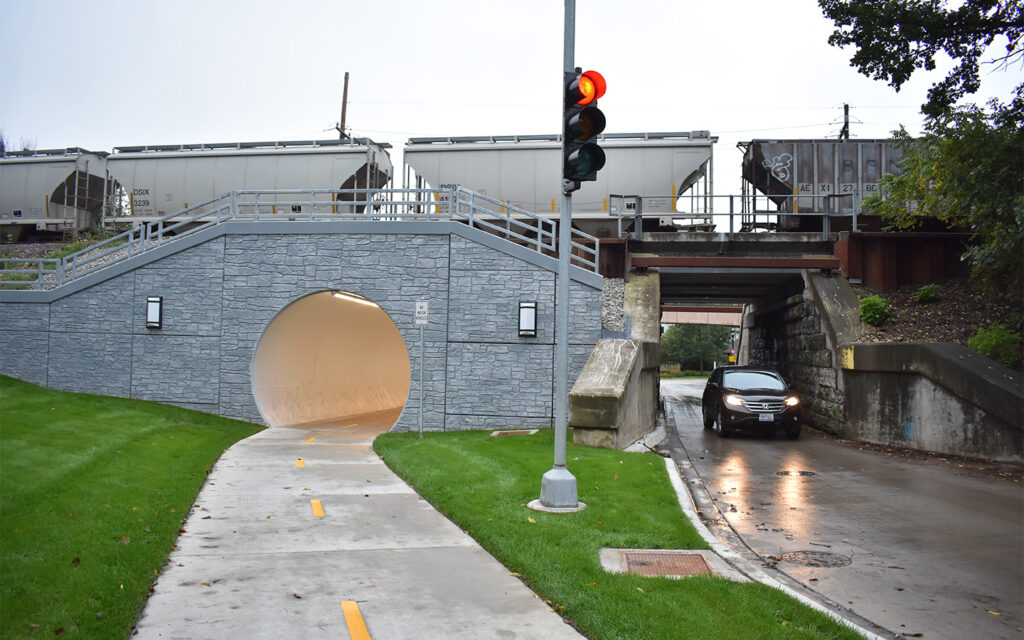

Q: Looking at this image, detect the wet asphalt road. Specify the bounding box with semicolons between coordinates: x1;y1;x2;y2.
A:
661;378;1024;640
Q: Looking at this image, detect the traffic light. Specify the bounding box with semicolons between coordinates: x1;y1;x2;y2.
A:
563;68;606;194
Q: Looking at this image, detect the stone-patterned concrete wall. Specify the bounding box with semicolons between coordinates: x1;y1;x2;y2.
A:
0;223;602;432
746;289;845;433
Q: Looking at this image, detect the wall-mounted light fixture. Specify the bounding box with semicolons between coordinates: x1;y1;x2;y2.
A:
146;296;163;329
519;301;537;337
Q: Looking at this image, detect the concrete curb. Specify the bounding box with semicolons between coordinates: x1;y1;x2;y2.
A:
662;456;888;640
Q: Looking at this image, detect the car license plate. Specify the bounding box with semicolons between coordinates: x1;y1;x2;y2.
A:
758;413;774;422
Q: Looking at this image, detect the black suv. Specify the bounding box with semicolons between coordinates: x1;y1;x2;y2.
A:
701;366;803;439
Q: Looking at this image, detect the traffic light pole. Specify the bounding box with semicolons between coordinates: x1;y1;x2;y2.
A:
536;0;582;511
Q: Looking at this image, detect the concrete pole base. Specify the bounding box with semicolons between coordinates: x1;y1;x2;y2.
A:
534;466;585;512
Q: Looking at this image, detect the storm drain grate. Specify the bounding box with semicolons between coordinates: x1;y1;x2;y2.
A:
623;552;711;577
779;551;852;568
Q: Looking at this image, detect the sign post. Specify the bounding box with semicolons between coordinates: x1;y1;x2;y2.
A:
415;299;429;439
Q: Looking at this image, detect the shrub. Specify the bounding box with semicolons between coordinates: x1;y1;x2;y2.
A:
859;294;891;326
912;283;943;303
967;324;1021;368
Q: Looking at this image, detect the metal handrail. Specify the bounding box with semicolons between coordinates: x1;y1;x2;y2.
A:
1;187;601;289
609;192;860;239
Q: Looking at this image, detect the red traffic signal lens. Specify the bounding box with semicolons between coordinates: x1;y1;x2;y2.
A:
577;70;606;105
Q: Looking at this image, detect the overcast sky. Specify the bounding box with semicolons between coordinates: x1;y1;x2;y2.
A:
1;0;1020;192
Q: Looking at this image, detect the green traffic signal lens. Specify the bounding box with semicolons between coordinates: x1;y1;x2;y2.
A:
566;143;606;178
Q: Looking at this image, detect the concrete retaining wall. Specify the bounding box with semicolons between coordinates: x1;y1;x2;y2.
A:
842;343;1023;462
746;268;1021;461
569;339;659;449
0;221;602;431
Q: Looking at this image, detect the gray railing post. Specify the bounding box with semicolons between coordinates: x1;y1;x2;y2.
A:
231;191;239;220
823;196;831;240
853;189;859;232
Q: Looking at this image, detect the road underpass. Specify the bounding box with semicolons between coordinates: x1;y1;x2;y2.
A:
661;378;1024;640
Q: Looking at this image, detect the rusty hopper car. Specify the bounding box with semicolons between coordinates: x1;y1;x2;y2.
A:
741;138;904;232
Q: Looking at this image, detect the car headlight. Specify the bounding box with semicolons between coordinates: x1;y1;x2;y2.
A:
785;396;800;407
724;394;744;407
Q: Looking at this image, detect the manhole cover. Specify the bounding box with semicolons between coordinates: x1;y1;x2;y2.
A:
776;470;816;476
779;551;851;567
623;552;711;577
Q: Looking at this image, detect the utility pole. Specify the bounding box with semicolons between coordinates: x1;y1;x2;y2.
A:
338;72;350;140
839;103;850;141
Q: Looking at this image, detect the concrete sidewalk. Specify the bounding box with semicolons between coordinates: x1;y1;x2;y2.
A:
133;416;584;639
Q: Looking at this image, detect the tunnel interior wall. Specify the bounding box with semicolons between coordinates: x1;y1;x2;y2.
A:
251;292;411;426
745;280;846;434
0;222;602;431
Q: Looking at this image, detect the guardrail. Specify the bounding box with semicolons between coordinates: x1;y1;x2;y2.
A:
610;193;859;239
0;187;599;289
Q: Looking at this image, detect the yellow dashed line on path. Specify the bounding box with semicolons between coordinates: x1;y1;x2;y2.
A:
304;437;316;444
296;459;306;468
341;601;371;640
310;499;325;518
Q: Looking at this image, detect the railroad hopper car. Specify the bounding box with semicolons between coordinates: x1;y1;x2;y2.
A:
105;138;393;223
0;139;393;238
740;138;903;232
403;132;716;238
0;148;111;240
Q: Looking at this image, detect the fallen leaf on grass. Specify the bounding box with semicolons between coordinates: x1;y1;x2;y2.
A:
120;536;130;544
71;557;80;566
527;517;536;524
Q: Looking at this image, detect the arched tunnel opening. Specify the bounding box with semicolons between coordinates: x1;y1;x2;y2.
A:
251;291;411;430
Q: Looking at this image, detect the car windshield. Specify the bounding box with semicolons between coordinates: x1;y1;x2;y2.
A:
722;370;785;391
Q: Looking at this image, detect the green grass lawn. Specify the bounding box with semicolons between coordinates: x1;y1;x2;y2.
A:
0;376;262;639
374;429;862;640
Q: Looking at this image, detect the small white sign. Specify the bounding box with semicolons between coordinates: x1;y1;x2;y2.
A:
415;300;429;326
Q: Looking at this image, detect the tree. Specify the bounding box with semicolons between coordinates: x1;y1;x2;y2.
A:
821;0;1024;328
818;0;1023;118
865;98;1023;318
660;324;732;372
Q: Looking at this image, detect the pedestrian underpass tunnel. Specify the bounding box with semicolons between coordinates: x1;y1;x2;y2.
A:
251;291;411;429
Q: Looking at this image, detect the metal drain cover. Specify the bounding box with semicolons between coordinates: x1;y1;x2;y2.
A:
776;470;816;476
779;551;851;567
623;551;711;577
